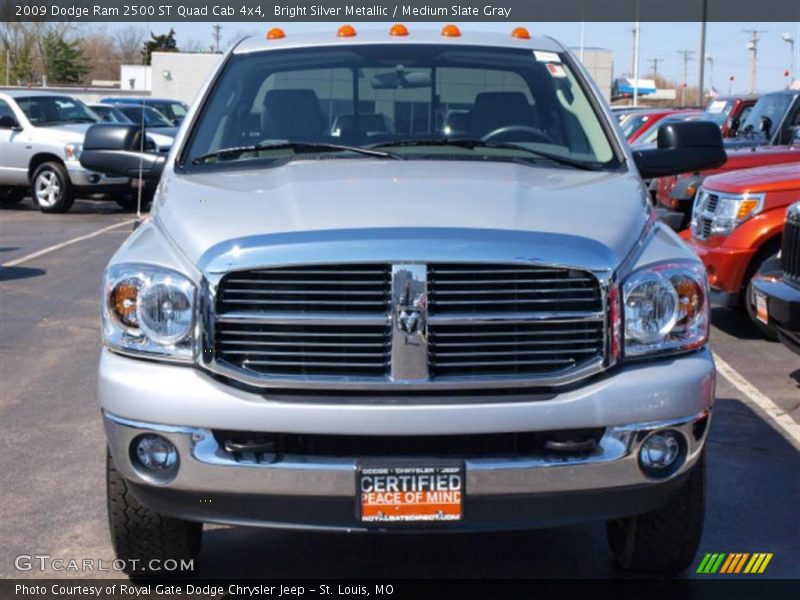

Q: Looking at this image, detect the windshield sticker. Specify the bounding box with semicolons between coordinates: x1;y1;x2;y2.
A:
708;100;728;113
534;51;561;63
546;63;567;78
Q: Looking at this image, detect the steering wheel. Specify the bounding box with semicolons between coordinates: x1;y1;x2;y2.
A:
480;125;555;144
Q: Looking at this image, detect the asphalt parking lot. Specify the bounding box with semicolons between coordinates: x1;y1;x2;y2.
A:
1;196;798;580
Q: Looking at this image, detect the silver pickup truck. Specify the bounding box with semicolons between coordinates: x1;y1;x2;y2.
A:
81;27;726;574
0;91;130;212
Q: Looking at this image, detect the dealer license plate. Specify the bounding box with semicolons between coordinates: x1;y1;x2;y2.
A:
357;464;464;524
754;290;769;324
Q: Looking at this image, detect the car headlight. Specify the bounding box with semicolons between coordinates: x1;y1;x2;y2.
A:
103;264;196;361
64;143;82;160
623;262;709;357
691;190;765;238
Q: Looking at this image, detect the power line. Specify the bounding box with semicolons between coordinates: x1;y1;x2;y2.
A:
212;24;222;54
677;49;695;107
743;29;767;93
648;57;664;76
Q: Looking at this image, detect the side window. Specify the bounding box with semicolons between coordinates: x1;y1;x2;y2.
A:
0;99;14;120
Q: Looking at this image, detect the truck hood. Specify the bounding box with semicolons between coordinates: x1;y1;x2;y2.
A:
154;160;649;273
28;123;92;144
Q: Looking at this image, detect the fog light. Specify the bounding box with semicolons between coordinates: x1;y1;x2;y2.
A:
134;435;178;472
639;430;681;475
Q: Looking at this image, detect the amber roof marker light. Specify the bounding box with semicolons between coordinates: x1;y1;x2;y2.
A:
511;27;531;40
441;24;462;37
390;24;410;37
337;24;357;38
266;28;285;40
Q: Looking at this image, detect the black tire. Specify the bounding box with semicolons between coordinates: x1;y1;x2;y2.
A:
606;450;705;574
742;243;781;340
31;161;74;213
106;449;202;576
0;186;26;205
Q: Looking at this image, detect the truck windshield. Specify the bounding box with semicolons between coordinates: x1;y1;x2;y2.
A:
738;93;794;140
16;95;98;126
185;44;618;170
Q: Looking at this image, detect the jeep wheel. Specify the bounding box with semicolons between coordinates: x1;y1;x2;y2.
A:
606;450;705;574
743;246;780;341
32;162;75;213
0;186;26;205
106;449;202;575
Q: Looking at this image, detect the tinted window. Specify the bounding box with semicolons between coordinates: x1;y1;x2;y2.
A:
15;96;98;125
739;93;793;139
0;99;14;120
186;44;616;169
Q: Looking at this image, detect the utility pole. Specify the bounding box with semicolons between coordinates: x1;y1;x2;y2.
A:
648;58;663;77
677;49;695;107
706;55;714;92
212;24;222;54
632;22;641;106
5;48;9;86
744;29;766;94
698;0;708;102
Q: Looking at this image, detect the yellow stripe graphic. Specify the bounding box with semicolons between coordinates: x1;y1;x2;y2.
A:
744;554;760;573
749;553;766;573
758;554;773;573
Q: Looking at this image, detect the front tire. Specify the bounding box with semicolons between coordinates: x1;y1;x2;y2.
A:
32;162;74;213
106;449;202;575
606;450;705;574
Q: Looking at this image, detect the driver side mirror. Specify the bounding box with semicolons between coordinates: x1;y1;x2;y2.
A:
0;115;21;130
633;121;726;180
80;123;165;181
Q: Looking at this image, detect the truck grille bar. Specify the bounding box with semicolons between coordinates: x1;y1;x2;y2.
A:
209;262;606;390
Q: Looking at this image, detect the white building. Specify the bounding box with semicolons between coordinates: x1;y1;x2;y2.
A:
150;52;224;104
119;65;152;91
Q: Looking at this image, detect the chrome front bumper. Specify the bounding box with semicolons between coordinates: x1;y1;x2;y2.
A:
66;160;128;188
105;410;710;499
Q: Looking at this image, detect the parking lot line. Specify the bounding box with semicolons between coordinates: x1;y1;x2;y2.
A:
1;219;135;268
714;352;800;449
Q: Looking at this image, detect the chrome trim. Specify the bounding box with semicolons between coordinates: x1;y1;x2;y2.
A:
199;262;611;391
104;410;711;497
390;264;429;381
787;201;800;224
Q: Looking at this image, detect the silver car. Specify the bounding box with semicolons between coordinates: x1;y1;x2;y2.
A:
81;28;726;574
0;91;130;212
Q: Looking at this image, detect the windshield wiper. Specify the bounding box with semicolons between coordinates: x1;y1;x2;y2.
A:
192;141;403;164
369;138;604;171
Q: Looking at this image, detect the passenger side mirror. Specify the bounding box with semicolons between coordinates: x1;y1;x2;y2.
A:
80;123;165;181
0;115;21;130
633;121;726;180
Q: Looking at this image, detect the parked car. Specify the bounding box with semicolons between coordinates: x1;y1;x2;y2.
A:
700;95;757;138
109;104;176;154
622;109;681;143
0;91;130;212
685;163;799;333
751;202;800;353
81;27;725;575
90;103;175;155
654;90;800;231
631;110;702;149
100;97;189;126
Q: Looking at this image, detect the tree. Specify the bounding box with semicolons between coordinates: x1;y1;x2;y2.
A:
142;29;178;66
114;26;146;65
42;33;88;84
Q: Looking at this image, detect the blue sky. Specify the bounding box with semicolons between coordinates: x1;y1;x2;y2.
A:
106;21;800;93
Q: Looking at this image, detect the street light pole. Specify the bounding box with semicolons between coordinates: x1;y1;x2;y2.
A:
698;0;708;102
783;33;796;84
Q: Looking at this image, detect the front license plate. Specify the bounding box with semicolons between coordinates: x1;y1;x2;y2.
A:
754;290;769;324
358;464;464;524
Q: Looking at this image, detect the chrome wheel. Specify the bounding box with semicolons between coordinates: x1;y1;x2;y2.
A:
34;170;62;208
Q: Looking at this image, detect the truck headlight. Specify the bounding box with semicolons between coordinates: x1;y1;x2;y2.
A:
623;263;708;357
691;190;765;238
103;264;196;361
64;143;82;160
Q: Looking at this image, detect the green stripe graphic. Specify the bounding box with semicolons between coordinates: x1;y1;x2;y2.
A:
697;553;728;574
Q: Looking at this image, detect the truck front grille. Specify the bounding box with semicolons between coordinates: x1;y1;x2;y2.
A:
781;216;800;281
210;262;606;391
692;192;719;240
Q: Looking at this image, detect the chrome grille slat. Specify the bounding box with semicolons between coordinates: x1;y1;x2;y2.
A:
211;262;606;386
781;219;800;280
